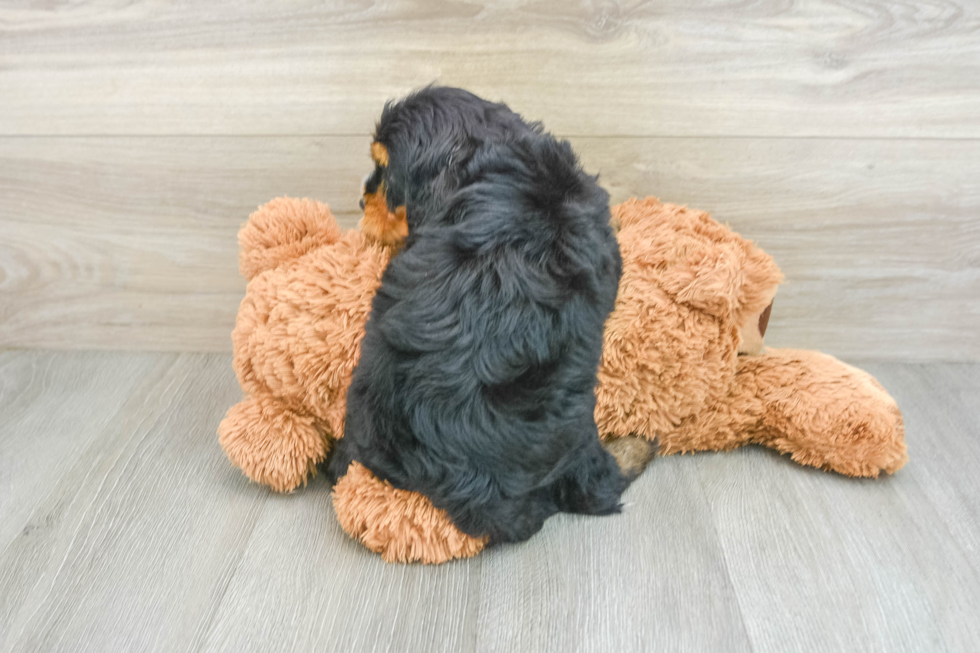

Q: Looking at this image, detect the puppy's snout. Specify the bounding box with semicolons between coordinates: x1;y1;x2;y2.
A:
359;198;365;210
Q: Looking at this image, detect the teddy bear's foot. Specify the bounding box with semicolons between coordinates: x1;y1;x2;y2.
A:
744;349;908;477
238;197;342;280
332;462;487;564
218;395;329;492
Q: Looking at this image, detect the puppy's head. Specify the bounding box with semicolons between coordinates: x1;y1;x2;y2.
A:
360;86;536;239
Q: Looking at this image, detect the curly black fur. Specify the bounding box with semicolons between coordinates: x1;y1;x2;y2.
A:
328;87;628;544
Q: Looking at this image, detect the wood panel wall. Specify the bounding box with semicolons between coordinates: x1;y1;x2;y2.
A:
1;1;978;360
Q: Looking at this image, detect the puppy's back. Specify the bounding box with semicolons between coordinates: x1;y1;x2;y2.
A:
334;106;626;544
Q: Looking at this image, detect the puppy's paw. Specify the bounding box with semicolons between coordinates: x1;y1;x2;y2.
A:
602;435;658;481
553;445;633;516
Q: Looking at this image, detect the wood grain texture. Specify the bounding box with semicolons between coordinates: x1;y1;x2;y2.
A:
0;352;266;652
862;363;980;572
0;136;366;351
2;353;979;652
2;135;976;359
0;352;164;552
693;362;980;653
474;461;752;653
2;1;979;137
200;478;482;653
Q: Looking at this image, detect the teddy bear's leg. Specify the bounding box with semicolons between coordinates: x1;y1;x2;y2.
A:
658;349;907;477
655;373;765;457
332;462;487;564
238;197;342;280
741;349;908;477
218;394;329;492
674;349;908;477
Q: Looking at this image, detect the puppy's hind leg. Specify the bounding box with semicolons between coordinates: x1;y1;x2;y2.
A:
552;430;630;516
480;488;558;545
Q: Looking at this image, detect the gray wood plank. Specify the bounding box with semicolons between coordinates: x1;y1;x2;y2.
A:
0;352;266;653
0;351;165;551
693;363;980;652
2;1;979;138
862;363;980;569
1;353;978;652
2;136;976;360
474;461;751;653
199;476;481;653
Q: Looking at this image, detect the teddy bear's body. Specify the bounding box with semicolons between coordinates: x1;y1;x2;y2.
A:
219;196;907;563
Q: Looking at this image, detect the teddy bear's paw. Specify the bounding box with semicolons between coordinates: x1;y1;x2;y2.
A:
788;385;908;478
747;350;909;478
218;395;329;492
332;462;488;564
238;197;342;280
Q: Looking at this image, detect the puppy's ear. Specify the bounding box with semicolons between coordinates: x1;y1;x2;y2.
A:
370;142;389;167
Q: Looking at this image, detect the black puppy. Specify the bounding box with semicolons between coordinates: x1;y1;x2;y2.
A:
328;87;628;544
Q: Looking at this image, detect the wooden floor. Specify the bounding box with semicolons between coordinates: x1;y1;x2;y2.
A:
0;350;977;652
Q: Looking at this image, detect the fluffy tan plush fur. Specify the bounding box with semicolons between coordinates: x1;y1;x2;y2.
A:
218;195;907;564
334;462;489;563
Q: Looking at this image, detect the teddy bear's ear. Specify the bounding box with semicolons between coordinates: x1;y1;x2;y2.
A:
658;240;746;320
666;224;783;325
615;199;783;324
726;225;783;326
238;197;342;280
733;240;783;353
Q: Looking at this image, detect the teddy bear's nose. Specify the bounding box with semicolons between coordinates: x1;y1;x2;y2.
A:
759;301;773;338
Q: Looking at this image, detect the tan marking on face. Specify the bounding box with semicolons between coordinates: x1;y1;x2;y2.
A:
360;182;408;249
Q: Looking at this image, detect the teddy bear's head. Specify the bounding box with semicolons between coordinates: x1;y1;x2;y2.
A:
237;198;342;281
232;199;397;443
595;198;783;440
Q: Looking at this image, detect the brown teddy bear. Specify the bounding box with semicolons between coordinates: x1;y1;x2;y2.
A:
218;195;907;564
